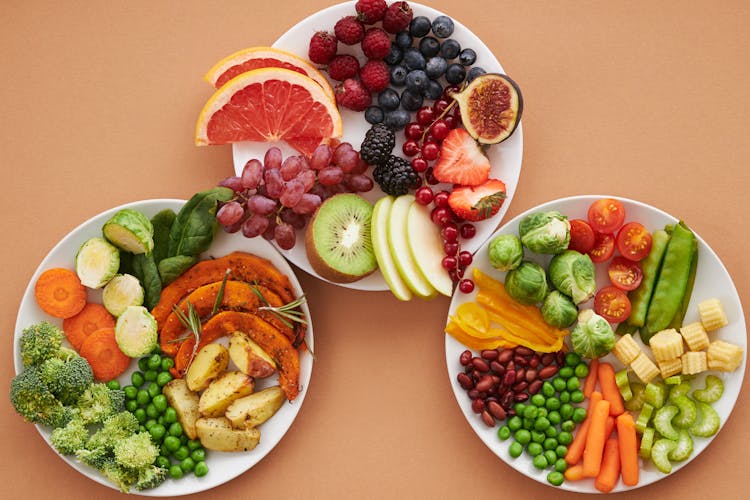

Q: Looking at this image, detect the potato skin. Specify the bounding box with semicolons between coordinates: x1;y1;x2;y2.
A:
229;331;277;378
186;343;230;392
198;371;255;417
195;417;261;452
225;386;285;429
162;379;200;439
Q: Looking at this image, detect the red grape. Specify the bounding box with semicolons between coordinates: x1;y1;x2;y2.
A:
242;214;270;238
241;159;263;189
263;168;284;198
346;174;374;192
274;222;296;250
280;155;304;181
280;179;305;207
350;156;369;175
298;169;316;191
279;207;306;229
216;201;245;226
318;166;345;186
292;193;322;214
247;194;277;215
264;147;282;170
310;144;333;170
218;176;243;193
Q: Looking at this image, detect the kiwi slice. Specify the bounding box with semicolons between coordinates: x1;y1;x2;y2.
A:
305;194;377;283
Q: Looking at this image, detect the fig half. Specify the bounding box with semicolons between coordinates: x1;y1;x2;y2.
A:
451;74;523;145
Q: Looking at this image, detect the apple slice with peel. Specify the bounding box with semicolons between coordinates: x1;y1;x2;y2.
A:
407;201;453;297
388;195;436;299
371;196;413;301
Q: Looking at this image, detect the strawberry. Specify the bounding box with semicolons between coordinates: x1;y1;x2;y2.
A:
448;179;507;222
382;2;413;33
355;0;388;24
308;31;338;64
432;128;490;186
334;16;365;45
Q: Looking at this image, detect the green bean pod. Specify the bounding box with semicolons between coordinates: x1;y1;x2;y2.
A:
668;235;699;329
628;229;670;328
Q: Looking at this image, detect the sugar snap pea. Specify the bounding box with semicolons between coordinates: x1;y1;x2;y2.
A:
668;235;699;329
628;229;670;328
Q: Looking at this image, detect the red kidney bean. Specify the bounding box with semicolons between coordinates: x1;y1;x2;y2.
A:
538;365;559;379
525;369;538;383
514;345;534;357
512;381;528;392
487;400;507;420
515;368;526;384
471;398;485;414
457;372;473;390
490;361;506;375
541;353;555;366
496;385;508;397
497;349;513;364
529;355;540;368
556;351;566;365
471;357;489;372
477;391;488;399
514;392;530;402
513;355;529;367
503;370;516;387
481;410;495;427
470;370;481;382
467;389;480;399
475;374;493;392
528;379;543;395
507;409;516;417
459;350;473;366
481;349;499;361
491;375;501;385
500;391;514;409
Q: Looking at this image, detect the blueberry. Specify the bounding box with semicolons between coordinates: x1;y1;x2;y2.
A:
432;15;455;38
399;89;424;112
467;66;486;82
365;106;385;124
445;63;466;84
384;109;411;130
440;39;461;59
409;16;431;37
419;36;440;58
384;45;403;65
395;31;413;49
459;48;477;66
377;88;401;111
425;56;448;79
424;80;443;100
405;69;429;94
403;48;426;71
390;65;408;87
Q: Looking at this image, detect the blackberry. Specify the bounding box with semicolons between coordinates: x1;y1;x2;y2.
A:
373;155;419;196
360;123;396;165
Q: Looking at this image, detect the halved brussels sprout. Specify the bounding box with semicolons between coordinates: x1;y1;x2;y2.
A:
75;237;120;289
114;306;157;357
103;209;154;254
102;274;144;317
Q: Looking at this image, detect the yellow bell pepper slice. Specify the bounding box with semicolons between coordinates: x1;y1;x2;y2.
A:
445;321;514;350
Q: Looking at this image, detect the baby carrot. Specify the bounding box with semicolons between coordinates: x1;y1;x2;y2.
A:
598;361;625;416
565;391;603;465
594;437;621;493
583;358;599;397
604;415;616;441
63;302;116;350
34;267;87;319
583;399;611;477
564;464;585;481
616;413;640;486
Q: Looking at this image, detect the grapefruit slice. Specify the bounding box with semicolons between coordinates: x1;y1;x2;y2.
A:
195;68;343;156
205;46;334;101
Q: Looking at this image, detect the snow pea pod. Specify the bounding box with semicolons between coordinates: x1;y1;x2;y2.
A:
643;222;696;342
668;235;699;329
628;229;670;328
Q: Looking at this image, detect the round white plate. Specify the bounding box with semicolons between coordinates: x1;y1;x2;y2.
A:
232;0;524;290
445;195;746;492
13;199;314;496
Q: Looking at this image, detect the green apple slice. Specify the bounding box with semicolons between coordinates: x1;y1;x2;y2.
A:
407;201;453;297
387;195;436;299
371;196;413;301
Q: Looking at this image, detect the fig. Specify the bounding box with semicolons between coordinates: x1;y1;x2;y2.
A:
451;74;523;145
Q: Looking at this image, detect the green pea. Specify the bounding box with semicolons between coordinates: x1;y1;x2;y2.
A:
146;403;160;419
136;389;150;407
527;442;543;456
566;377;580;391
559;366;574;379
545;397;561;411
190;448;206;462
173;445;190;461
531;430;546;444
152;345;161;355
187;439;203;450
497;425;511;441
106;380;121;390
544;426;558;438
509;441;523;458
139;425;146;433
542;381;556;397
158;416;165;425
163;435;181;452
532;454;548;469
559;391;571;403
164;407;178;424
144;369;158;382
543;437;558;451
169;422;184;437
570;390;585;404
507;415;523;431
138;357;150;372
555;445;568;458
554;457;568;473
552;377;567;392
531;394;546;407
565;352;581;367
547;411;561;426
544;450;558;465
161;357;175;371
150;424;167;442
180;434;189;445
147;382;161;398
536;408;548;419
131;371;145;388
169;464;183;479
515;429;531;445
194;461;209;477
547;471;564;486
147;354;162;370
133;408;147;423
523;406;538;420
123;385;137;400
523;417;535;430
514;403;527;415
574;363;589;378
153;395;168;413
156;372;173;387
145;418;157;429
560;403;574;420
180;457;195;473
534;416;550;432
155;456;171;469
558;431;573;445
561;420;575;432
572;407;587;423
125;400;138;412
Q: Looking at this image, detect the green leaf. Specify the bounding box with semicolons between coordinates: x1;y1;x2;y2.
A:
150;209;177;265
168;187;233;258
132;253;162;309
158;255;197;286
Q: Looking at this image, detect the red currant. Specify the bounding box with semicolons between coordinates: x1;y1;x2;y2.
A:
416;106;435;125
458;250;473;267
411;157;428;173
415;186;434;205
458;279;475;293
448;269;459;282
425;167;439;185
405;122;423;140
460;223;477;239
444;84;461;97
402;140;420;157
443;242;459;256
421;141;440;161
433;98;450;114
452;105;462;120
441;256;457;270
441;225;459;243
433;190;450;208
431;206;452;227
431;120;450;141
443;115;458;129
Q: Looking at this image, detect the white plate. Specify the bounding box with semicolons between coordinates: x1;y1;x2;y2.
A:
13;199;314;496
232;0;524;290
445;195;746;492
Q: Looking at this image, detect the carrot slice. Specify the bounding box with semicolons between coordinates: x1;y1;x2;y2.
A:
63;303;116;350
582;399;611;477
583;358;599;397
565;391;603;465
594;438;621;493
34;268;87;319
598;362;625;416
79;327;131;381
616;413;640;486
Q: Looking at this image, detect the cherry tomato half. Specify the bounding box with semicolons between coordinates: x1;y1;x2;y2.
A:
589;232;615;263
608;256;643;291
616;222;653;261
594;286;632;323
568;219;595;254
588;198;626;234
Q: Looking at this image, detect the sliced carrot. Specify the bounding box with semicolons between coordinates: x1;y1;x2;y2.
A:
598;361;625;416
63;303;116;350
34;268;87;319
565;391;603;465
582;399;611;477
594;438;621;493
583;357;599;397
564;464;585;481
616;413;640;486
79;327;131;381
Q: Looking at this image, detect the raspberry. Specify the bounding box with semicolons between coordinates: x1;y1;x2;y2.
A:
334;16;365;45
361;27;391;60
355;0;387;24
308;31;338;65
382;1;413;34
335;78;372;112
328;54;360;81
359;60;390;93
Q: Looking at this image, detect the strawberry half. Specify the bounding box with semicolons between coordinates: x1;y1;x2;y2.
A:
432;128;490;186
448;179;507;222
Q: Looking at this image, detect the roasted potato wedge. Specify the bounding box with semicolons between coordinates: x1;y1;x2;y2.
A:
229;331;277;378
198;371;255;417
186;343;230;392
195;416;261;452
162;379;200;439
225;385;285;429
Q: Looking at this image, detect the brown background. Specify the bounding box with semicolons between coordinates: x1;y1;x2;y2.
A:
2;0;749;498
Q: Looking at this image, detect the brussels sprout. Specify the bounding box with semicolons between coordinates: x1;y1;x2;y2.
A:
76;237;120;289
549;250;597;304
571;309;616;358
505;261;548;305
115;306;158;357
488;234;524;271
103;209;154;255
103;274;145;317
541;291;578;328
519;211;571;255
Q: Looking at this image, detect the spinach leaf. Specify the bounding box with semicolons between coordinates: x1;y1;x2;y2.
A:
151;209;176;264
168;187;233;258
118;251;135;276
158;255;197;286
132;253;162;309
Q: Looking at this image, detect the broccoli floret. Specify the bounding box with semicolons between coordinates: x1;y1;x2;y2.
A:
101;459;139;493
76;383;124;425
19;321;64;367
135;465;168;491
113;432;159;470
50;417;88;454
87;411;139;451
40;355;94;405
10;366;69;427
76;445;112;470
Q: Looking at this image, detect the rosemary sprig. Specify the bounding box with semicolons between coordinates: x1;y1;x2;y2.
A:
248;283;308;330
211;268;232;316
170;301;202;370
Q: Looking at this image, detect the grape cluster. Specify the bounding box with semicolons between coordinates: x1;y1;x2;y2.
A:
215;143;374;250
